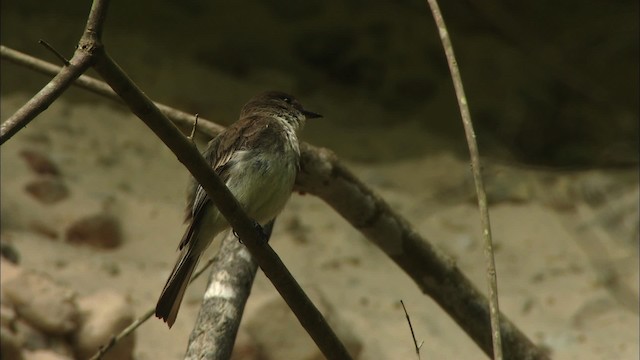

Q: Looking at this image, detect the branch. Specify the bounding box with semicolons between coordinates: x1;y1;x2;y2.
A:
185;224;268;359
400;300;423;360
0;46;224;137
425;1;502;358
0;0;110;145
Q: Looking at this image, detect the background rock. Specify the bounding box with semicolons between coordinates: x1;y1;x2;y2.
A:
22;350;72;360
24;178;69;205
72;290;135;360
65;214;123;249
2;271;78;335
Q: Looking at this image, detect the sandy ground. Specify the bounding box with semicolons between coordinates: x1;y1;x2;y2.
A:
1;92;638;359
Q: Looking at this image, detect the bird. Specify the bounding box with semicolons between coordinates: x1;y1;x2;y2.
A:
155;91;321;327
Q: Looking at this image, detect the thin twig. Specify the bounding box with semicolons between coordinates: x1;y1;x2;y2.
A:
400;300;423;360
88;256;220;360
425;1;503;359
38;39;70;65
0;45;224;136
0;51;92;144
0;0;111;145
189;113;199;142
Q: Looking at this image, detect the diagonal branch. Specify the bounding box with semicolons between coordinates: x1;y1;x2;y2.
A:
0;51;92;144
0;45;224;137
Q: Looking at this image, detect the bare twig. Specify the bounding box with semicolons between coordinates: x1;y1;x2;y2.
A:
0;0;110;145
0;45;224;136
189;113;199;141
400;300;423;360
425;1;502;358
88;255;220;360
38;39;70;65
185;224;270;359
0;51;92;144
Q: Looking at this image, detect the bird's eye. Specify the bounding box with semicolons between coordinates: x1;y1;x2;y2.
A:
282;97;291;103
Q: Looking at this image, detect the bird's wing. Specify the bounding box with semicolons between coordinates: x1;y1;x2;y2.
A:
178;116;272;250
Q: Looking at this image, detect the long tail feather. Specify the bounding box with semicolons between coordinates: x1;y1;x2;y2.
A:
155;249;199;327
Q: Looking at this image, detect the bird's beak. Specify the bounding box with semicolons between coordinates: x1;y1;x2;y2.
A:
302;109;322;119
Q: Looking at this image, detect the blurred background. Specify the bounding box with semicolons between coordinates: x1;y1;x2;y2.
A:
2;0;638;166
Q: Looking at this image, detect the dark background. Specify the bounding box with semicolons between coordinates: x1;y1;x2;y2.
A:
2;0;638;167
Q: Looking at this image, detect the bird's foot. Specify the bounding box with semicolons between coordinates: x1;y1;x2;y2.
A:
252;221;269;243
232;221;268;243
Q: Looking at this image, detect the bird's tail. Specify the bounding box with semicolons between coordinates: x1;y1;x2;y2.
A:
155;248;200;328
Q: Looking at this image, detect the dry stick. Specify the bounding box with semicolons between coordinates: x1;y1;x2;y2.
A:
38;39;70;65
1;46;549;358
0;48;91;144
0;0;108;146
90;50;352;360
0;45;225;136
400;300;422;360
425;1;502;359
185;223;271;359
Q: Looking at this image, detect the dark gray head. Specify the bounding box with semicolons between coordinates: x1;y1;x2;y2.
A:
240;91;321;131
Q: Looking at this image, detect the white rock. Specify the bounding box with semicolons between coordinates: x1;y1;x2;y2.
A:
14;318;48;350
0;258;22;304
71;290;135;360
22;350;72;360
2;271;78;335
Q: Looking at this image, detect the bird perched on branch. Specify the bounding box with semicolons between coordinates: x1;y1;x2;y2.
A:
156;91;321;327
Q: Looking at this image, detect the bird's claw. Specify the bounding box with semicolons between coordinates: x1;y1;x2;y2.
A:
232;220;268;244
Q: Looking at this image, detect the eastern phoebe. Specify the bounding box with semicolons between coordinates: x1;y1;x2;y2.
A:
155;91;321;327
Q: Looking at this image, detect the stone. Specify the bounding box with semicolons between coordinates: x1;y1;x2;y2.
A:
22;350;72;360
71;290;135;360
19;150;60;176
1;259;23;304
2;270;78;335
0;241;21;264
14;318;48;350
24;178;70;205
65;214;123;249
